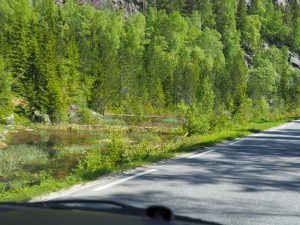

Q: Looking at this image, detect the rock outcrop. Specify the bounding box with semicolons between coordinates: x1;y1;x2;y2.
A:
75;0;148;14
34;111;51;123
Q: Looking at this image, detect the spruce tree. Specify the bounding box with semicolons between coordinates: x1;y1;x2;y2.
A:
236;0;248;30
0;58;13;117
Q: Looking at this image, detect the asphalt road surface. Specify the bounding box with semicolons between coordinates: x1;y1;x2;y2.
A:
43;120;300;225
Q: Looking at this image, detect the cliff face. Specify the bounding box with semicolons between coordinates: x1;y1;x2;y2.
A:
75;0;148;14
58;1;300;13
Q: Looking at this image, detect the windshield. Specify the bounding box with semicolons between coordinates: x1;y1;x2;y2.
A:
0;1;300;225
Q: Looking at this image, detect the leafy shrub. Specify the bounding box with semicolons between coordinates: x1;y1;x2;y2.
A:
0;183;8;193
0;118;9;125
234;98;253;125
106;137;130;163
77;108;94;123
14;104;32;119
254;97;270;120
31;171;53;186
130;141;149;161
183;103;212;135
14;114;31;125
211;113;233;131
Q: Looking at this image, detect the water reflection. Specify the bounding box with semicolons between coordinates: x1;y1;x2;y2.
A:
5;129;109;179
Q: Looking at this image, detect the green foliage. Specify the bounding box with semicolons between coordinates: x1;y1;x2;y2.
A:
292;17;300;52
253;97;270;120
241;15;262;50
77;108;93;123
31;171;53;186
0;58;13;117
183;103;211;135
262;1;290;45
227;47;249;108
75;150;112;178
183;77;215;135
0;0;298;128
249;0;266;16
234;98;253;125
1;116;296;202
248;48;281;101
0;145;48;175
236;0;247;31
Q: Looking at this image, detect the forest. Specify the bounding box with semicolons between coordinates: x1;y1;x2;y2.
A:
0;0;300;134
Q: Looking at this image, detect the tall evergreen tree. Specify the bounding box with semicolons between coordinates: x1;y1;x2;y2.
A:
262;1;290;45
292;17;300;52
249;0;266;16
0;58;13;117
236;0;248;30
0;0;299;125
241;15;262;50
119;13;146;113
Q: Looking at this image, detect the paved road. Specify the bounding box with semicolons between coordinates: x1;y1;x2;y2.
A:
46;121;300;225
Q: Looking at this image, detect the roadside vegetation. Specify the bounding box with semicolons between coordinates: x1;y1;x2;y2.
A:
0;114;298;202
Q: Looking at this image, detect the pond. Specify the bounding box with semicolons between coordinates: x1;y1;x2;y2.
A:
7;129;109;147
5;129;110;178
0;126;177;192
99;115;183;128
0;128;112;193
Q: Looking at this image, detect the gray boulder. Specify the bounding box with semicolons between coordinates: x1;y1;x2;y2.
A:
4;114;14;125
34;111;51;123
69;105;80;122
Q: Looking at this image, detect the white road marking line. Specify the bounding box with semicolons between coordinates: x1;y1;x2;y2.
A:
177;154;189;159
188;150;215;159
228;121;296;145
93;169;157;191
228;140;241;145
31;179;111;201
250;133;260;137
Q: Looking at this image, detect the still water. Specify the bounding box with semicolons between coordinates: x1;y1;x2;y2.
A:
6;129;109;178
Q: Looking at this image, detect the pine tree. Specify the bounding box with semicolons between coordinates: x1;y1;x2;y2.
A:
241;15;262;50
0;0;299;123
6;2;32;91
0;58;13;117
262;1;291;45
89;10;124;113
119;13;146;113
236;0;248;30
228;48;249;108
287;0;300;19
292;17;300;52
249;0;266;16
183;0;215;28
34;22;66;122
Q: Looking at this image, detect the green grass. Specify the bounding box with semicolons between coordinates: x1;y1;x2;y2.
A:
0;145;50;193
0;145;48;173
0;116;297;202
54;145;89;158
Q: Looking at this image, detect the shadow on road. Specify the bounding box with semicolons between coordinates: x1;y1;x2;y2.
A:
68;127;300;224
116;128;300;193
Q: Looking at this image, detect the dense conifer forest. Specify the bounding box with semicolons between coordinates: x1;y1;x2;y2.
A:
0;0;300;133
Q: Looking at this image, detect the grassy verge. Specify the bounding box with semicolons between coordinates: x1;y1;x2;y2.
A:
0;116;297;202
